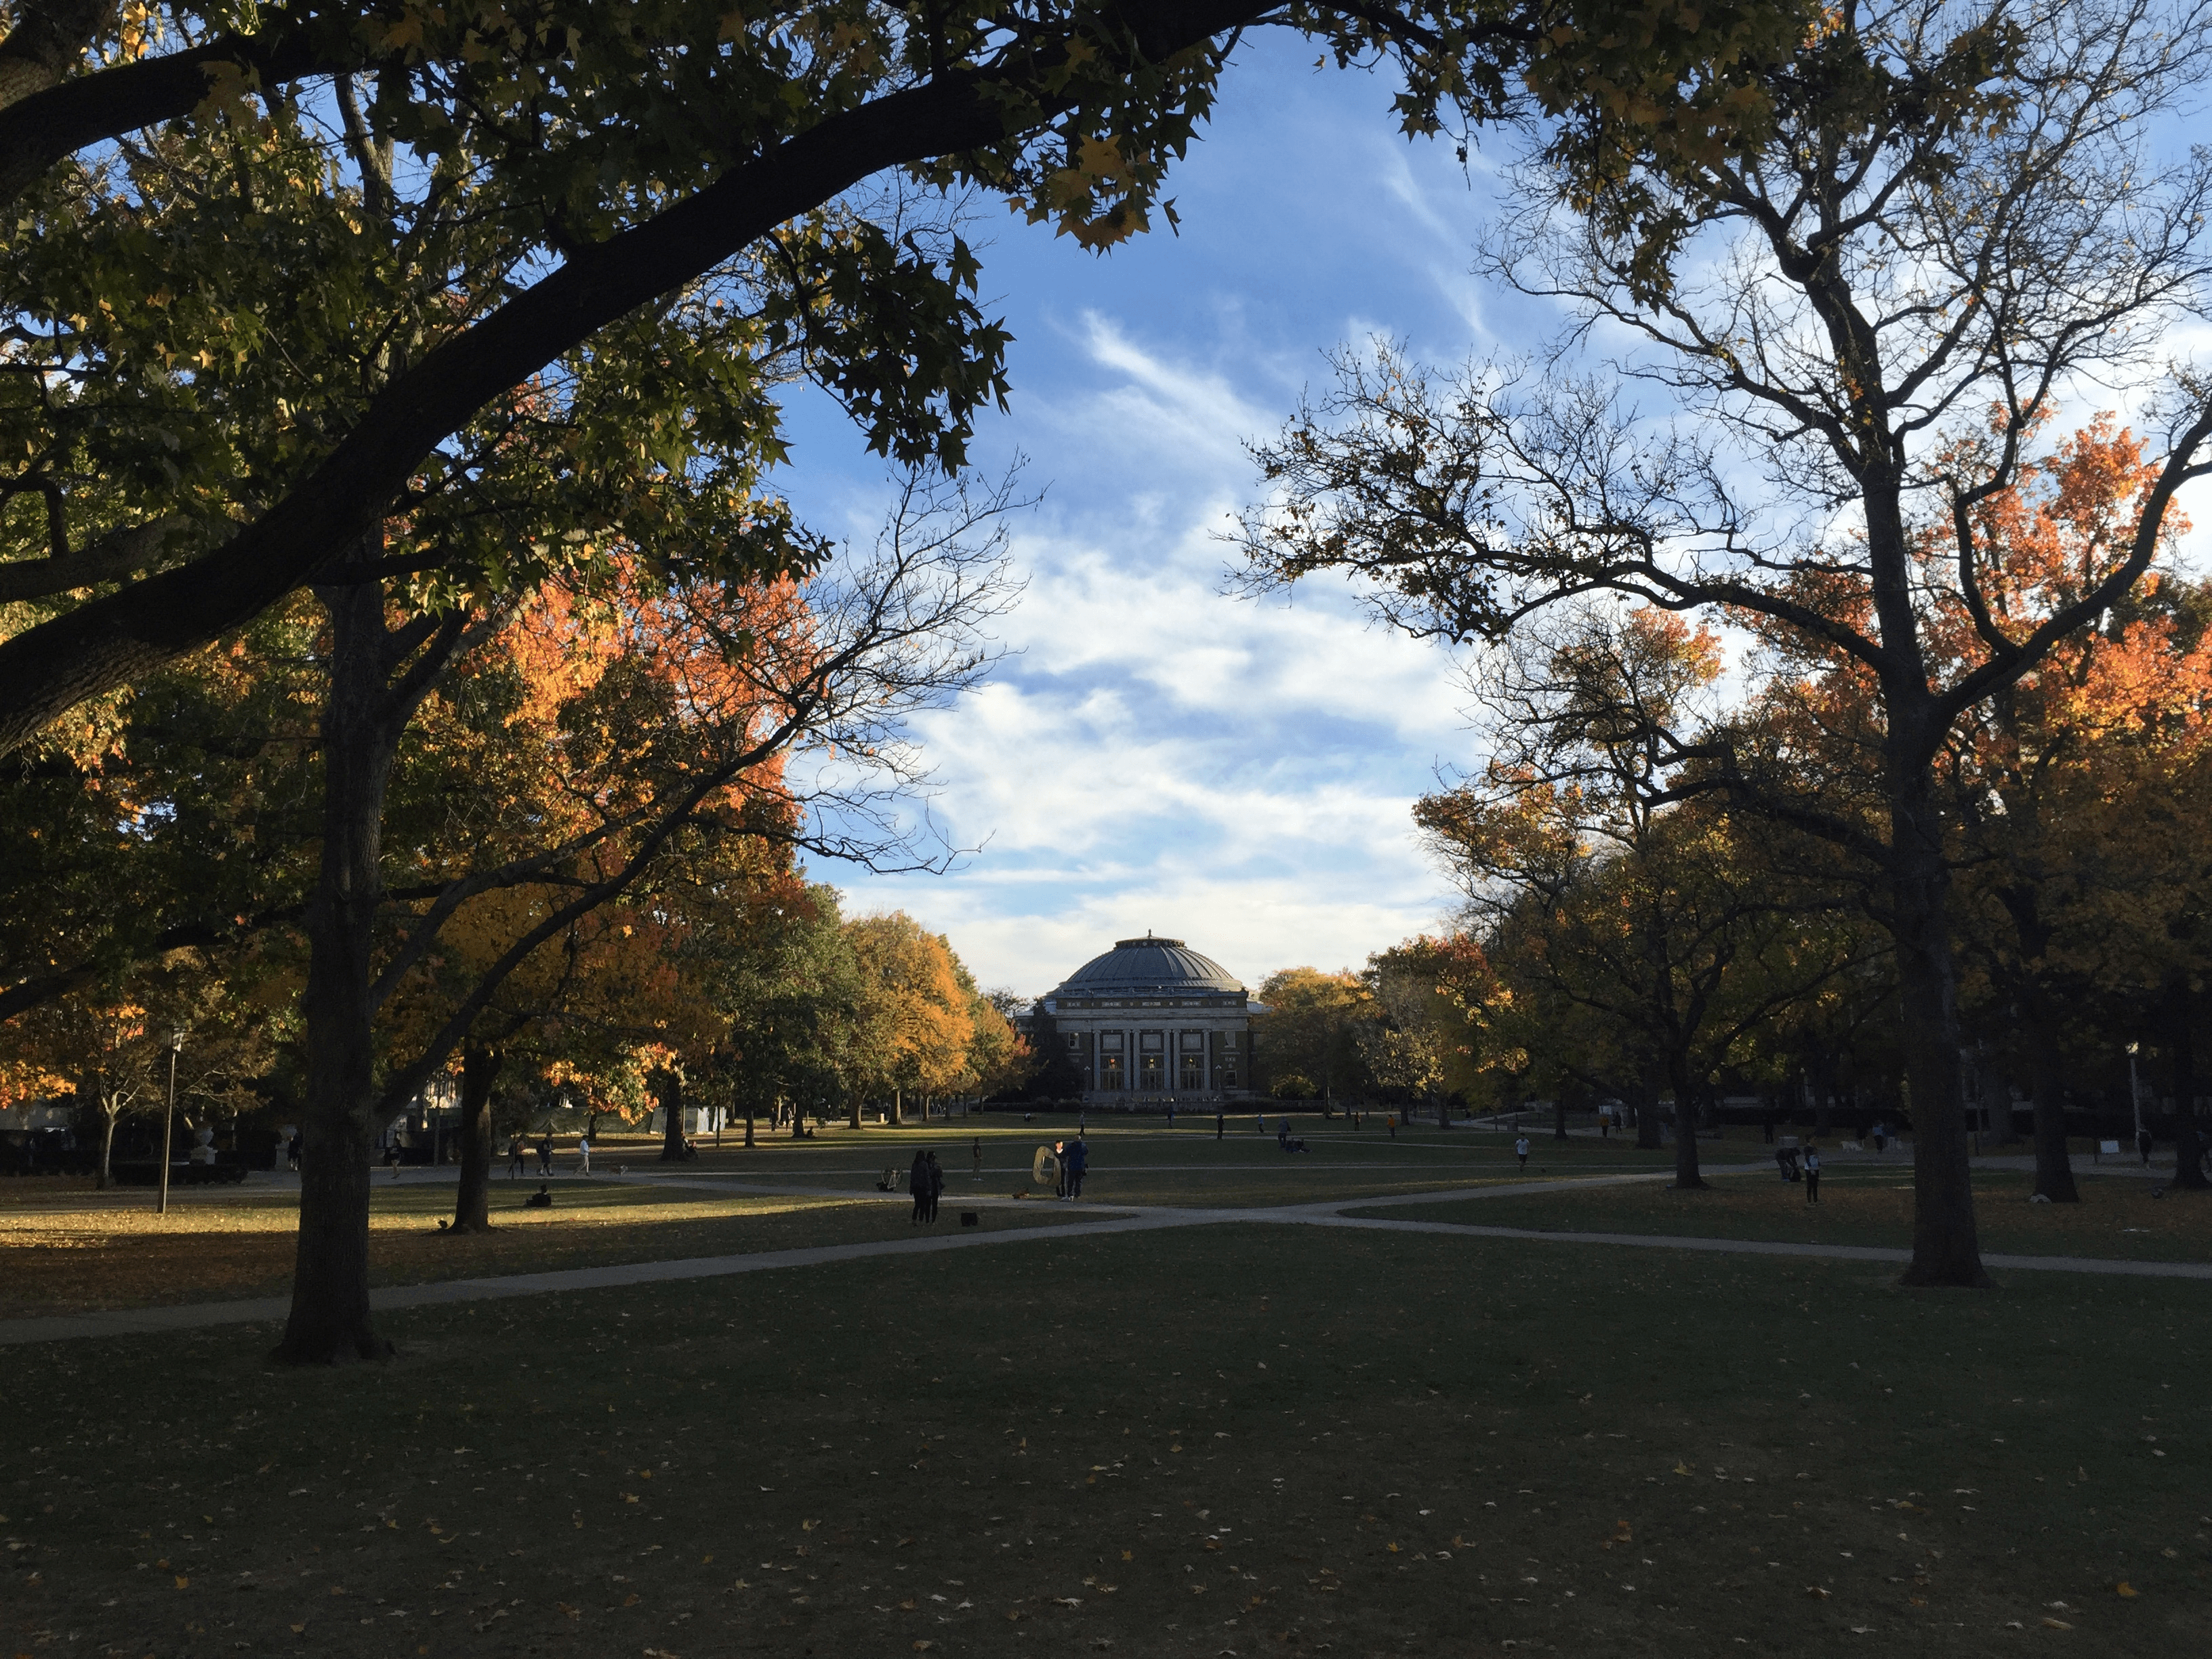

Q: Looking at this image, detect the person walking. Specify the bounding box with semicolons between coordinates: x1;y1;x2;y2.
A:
924;1151;945;1222
909;1149;930;1223
1515;1134;1530;1171
1803;1145;1822;1203
507;1134;525;1179
536;1132;552;1176
577;1134;592;1176
1167;1103;1176;1130
1065;1135;1088;1200
2138;1127;2155;1166
1215;1111;1224;1141
1052;1139;1069;1199
972;1136;984;1181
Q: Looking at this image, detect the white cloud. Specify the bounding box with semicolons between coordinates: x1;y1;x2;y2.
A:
825;314;1473;992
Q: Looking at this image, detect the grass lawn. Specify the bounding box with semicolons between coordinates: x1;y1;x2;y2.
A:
1347;1170;2212;1264
0;1179;1095;1318
5;1223;2208;1658
673;1117;1686;1209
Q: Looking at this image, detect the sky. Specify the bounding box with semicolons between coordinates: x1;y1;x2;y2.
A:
772;35;1540;1000
765;26;2212;1002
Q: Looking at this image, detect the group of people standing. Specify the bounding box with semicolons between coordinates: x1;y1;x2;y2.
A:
1775;1142;1822;1200
1052;1136;1088;1198
909;1149;946;1223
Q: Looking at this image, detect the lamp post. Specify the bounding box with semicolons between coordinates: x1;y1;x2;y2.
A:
2127;1041;2146;1149
156;1029;183;1216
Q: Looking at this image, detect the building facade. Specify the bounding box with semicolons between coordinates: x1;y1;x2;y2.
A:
1038;933;1257;1106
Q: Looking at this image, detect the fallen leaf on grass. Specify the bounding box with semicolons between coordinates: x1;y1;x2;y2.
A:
556;1602;580;1619
2116;1583;2138;1599
1673;1462;1694;1476
621;1593;639;1607
2043;1618;2074;1630
1806;1586;1831;1600
288;1625;305;1635
173;1576;188;1589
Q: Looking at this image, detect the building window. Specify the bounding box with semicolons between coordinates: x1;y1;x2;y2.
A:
1140;1053;1163;1089
1103;1031;1124;1053
1140;1030;1164;1052
1179;1031;1202;1052
1223;1067;1239;1088
1064;1032;1080;1050
1179;1054;1204;1090
1101;1055;1124;1090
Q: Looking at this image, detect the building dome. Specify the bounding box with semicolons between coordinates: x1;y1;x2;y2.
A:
1052;933;1244;998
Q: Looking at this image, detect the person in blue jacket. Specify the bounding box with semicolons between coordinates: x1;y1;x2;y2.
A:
1064;1134;1089;1200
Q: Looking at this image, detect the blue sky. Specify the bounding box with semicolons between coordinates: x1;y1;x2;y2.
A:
773;28;2212;1000
774;35;1542;998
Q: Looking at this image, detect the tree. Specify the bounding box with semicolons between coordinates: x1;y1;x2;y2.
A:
691;882;869;1144
1365;933;1500;1113
1412;607;1863;1184
1831;417;2212;1197
269;475;1016;1362
0;944;279;1183
0;0;1826;754
1236;0;2212;1284
844;911;975;1124
1253;967;1374;1106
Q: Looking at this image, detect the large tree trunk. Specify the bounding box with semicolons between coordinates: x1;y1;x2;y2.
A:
1666;1059;1706;1189
2022;1010;2078;1203
1979;1044;2019;1146
744;1103;756;1148
658;1069;688;1161
848;1094;862;1131
891;1086;905;1126
1634;1074;1663;1149
276;578;401;1364
451;1044;501;1233
2167;977;2207;1190
1890;807;1990;1288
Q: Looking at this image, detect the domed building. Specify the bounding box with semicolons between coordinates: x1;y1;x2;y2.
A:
1037;933;1256;1105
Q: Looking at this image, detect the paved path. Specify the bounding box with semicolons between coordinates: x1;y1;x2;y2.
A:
6;1164;2207;1348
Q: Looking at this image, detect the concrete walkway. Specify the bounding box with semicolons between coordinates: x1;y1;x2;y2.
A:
5;1164;2207;1348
